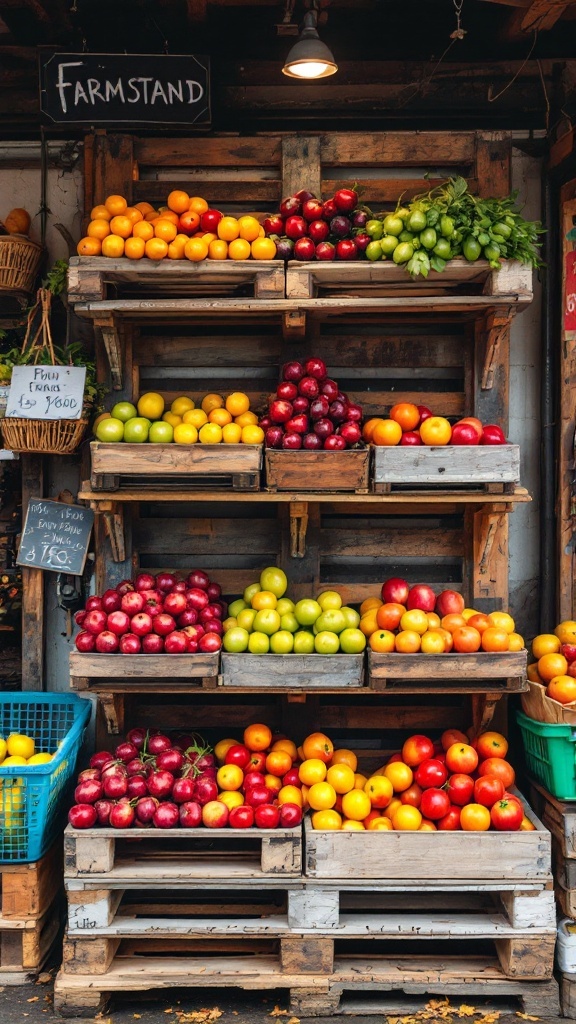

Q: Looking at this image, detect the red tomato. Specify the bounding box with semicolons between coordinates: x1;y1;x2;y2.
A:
400;783;423;807
441;728;468;751
476;731;508;760
414;759;448;789
420;788;451;821
445;742;479;774
474;775;505;808
445;773;475;806
478;758;515;788
437;805;462;830
401;734;434;767
490;798;524;831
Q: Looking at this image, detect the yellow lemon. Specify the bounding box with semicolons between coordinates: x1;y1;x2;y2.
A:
171;396;195;416
237;215;261;242
183;408;208;428
3;755;27;766
222;423;242;444
163;412;182;428
137;392;165;420
27;753;52;765
201;393;224;414
7;734;34;759
234;411;258;427
173;423;198;445
0;738;6;763
241;425;264;445
199;423;222;444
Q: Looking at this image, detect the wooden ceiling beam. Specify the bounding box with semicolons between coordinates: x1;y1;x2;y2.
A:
186;0;207;21
521;0;569;30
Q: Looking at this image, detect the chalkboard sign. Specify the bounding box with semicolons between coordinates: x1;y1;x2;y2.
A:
17;499;94;576
40;52;210;126
6;366;86;420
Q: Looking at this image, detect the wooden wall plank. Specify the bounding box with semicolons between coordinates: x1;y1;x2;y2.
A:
475;132;512;197
134;137;282;167
20;455;44;691
558;185;576;621
320;132;477;167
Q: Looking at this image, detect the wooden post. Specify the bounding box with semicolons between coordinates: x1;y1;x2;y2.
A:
558;184;576;621
282;136;322;199
20;454;45;690
475;132;512;197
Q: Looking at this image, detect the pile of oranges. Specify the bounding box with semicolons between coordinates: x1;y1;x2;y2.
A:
95;390;264;447
77;191;277;263
528;620;576;704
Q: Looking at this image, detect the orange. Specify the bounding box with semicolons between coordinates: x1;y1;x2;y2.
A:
155;218;178;243
376;603;405;631
234;411;258;428
125;237;145;260
134;202;155;216
547;675;576;704
383;762;413;792
371;419;403;446
299;759;327;786
77;236;102;256
420;630;446;654
426;612;441;629
167;239;187;260
101;235;124;257
555;621;576;645
278;785;303;807
360;612;379;637
390;402;420;431
331;749;358;772
400;609;429;635
392;805;422;830
251;237;277;259
199;423;222;444
185;237;209;262
208;239;228;260
452;625;482;653
271;739;298;760
360;597;383;616
481;627;509;653
87;218;111;240
369;629;395;653
173;423;198;444
441;614;467;633
228;238;251;261
488;611;515;634
133;221;155;241
308;782;337;810
202;393;224;414
184;408;208;428
538;652;569;681
167;190;190;214
242;425;265;445
252;591;277;610
218;216;240;241
189;196;209;215
302;732;334;763
91;204;111;221
201;232;217;245
532;634;561;659
222;423;242;444
362;418;385;442
343;820;365;831
209;407;233;426
125;207;143;224
354;772;368;790
508;632;525;652
341;789;371;821
326;764;356;794
527;662;544;683
105;194;128;216
395;630;421;653
243;723;272;752
163;412;182;428
158;209;179;226
109;215;133;239
226;392;250;417
145;211;159;222
312;809;342;831
145;238;168;261
238;215;261;242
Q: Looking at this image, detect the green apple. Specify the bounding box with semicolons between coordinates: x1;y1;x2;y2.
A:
294;599;322;626
276;598;295;616
339;627;366;653
253;609;281;636
229;599;247;618
95;417;124;443
315;609;347;634
248;631;270;654
149;421;173;443
270;630;294;654
223;627;250;653
317;590;343;611
340;606;361;629
293;630;315;654
259;566;288;598
123;417;150;443
237;608;257;632
280;612;299;633
111;401;137;422
243;583;260;604
314;630;340;654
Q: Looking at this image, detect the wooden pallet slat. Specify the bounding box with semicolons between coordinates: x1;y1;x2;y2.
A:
0;841;62;919
220;653;365;689
69;651;219;682
367;649;527;692
265;449;370;494
372;444;520;494
90;441;263;492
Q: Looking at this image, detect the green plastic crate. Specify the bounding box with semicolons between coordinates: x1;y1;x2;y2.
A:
517;710;576;799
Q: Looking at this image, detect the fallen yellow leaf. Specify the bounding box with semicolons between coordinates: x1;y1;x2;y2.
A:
270;1009;290;1018
516;1015;539;1021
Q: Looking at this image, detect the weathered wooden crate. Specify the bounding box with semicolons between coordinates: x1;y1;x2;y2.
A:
69;651;220;691
367;649;527;692
0;841;62;919
303;800;550;882
286;259;533;301
220;653;365;689
90;441;263;491
528;778;576;858
372;444;520;494
265;449;370;493
64;824;302;880
68;257;285;304
0;900;63;983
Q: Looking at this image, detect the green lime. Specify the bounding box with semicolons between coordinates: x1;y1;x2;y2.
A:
392;242;414;265
383;215;404;237
366;240;383;262
420;228;437;250
433;238;451;260
380;235;399;256
408;210;427;233
463;236;481;262
399;230;414;243
366;219;383;240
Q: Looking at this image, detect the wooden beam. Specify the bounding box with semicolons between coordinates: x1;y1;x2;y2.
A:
20;455;45;691
521;0;570;30
186;0;207;21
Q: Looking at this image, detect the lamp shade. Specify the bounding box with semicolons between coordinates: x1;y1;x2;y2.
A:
282;13;338;79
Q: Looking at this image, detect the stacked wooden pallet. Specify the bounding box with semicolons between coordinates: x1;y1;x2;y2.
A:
0;842;63;983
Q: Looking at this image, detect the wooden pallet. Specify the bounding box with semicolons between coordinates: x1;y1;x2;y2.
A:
64;824;302;880
67;257;285;303
562;972;576;1019
528;778;576;857
0;899;63;983
53;954;560;1018
367;650;527;693
89;441;263;492
265;449;371;494
372;445;520;495
220;653;365;690
0;840;62;919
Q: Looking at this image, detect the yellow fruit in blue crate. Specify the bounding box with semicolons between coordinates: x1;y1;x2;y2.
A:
1;784;25;829
0;738;6;763
27;753;52;765
7;733;34;759
2;755;27;766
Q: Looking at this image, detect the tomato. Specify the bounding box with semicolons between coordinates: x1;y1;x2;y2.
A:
331;749;358;771
243;723;272;752
420;228;437;250
538;652;569;681
491;798;523;831
414;759;448;789
532;633;562;659
401;734;434;767
327;764;356;794
390;403;420;432
441;729;468;751
299;759;327;786
460;803;491;831
547;675;576;704
265;750;293;777
383;761;414;793
419;416;452;446
341;789;371;821
437;806;462;830
445;743;478;774
520;815;536;831
474;776;505;808
445;773;475;806
391;805;422;830
476;731;508;760
302;732;334;763
440;215;454;237
452;626;482;653
400;783;423;807
364;775;393;808
481;626;509;652
478;758;515;788
369;629;396;653
420;788;451;821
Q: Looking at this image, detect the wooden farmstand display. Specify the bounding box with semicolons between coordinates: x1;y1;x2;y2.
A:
53;129;560;1016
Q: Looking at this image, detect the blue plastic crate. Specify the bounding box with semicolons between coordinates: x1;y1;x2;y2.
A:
0;693;91;863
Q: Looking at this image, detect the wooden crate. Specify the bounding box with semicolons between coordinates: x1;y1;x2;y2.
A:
90;441;263;492
220;652;364;690
0;841;62;919
0;900;63;983
64;824;302;880
367;650;527;693
68;257;285;303
528;779;576;858
265;449;370;493
69;651;220;692
286;259;533;302
303;800;550;882
372;444;520;494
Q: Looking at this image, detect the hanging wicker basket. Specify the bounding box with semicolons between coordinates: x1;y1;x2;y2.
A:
0;235;43;296
0;416;88;455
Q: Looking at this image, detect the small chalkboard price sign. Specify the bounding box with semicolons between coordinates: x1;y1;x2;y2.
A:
17;498;94;576
6;366;86;420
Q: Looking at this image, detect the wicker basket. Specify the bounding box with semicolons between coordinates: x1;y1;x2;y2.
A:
0;235;43;296
1;417;88;455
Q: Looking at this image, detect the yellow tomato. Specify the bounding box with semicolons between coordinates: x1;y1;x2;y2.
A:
7;734;34;760
368;816;394;830
228;238;251;261
214;738;239;763
278;785;303;807
383;762;413;793
242;425;264;445
341;789;371;821
331;749;358;772
237;215;261;242
208;239;229;261
308;782;337;810
312;809;342;830
209;408;233;427
488;611;515;634
326;764;356;794
218;791;244;810
218;216;240;241
392;805;422;830
360;597;383;616
251;237;277;260
125;237;146;260
87;218;111;240
216;764;244;791
354;772;368;790
299;758;327;786
272;739;299;759
342;819;365;830
508;632;525;652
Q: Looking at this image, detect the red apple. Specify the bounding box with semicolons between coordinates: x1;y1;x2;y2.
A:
481;424;507;445
324;435;346;450
336;238;358;260
457;417;483;440
199;632;222;652
282;433;302;449
200;209;223;233
163;592;187;617
303;432;323;449
302;198;324;221
310;396;330;421
75;631;96;652
85;595;103;611
435;590;465;617
229;805;254;828
279;196;301;218
381;577;409;605
179;801;202;827
294;237;316;261
292;396;310;413
286;414;309;434
329;400;347;423
321;379;340;402
178;609;199;628
309;220;330;243
279;803;302;827
243;771;266;789
156;572;177;592
313;418;334;440
400;431;423;446
315;241;336;261
417;405;433;423
282;361;305;383
186;588;210;611
263;214;285;235
339;421;362;445
202;800;229;828
142;633;164;653
451;423;480;446
562;644;576;663
277;382;298;401
305;357;327;379
135;572;156;592
330;215;352;238
254;804;280;828
298;376;320;399
285;216;307;240
406;584;436;612
270;400;294;424
187;570;210;590
345;404;363;423
202;619;223;635
115;580;134;596
225;744;251;769
322;198;337;219
265;426;284;449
